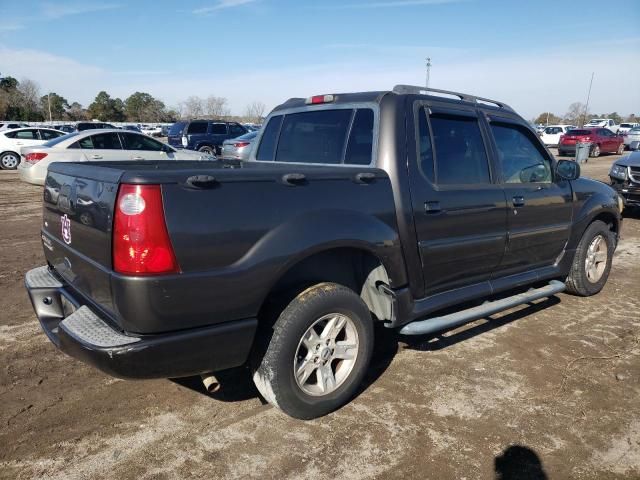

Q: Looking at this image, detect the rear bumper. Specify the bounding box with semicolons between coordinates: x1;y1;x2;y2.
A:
25;266;258;379
18;163;45;185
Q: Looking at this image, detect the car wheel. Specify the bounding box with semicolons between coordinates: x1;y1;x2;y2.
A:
566;220;615;297
616;143;625;155
590;144;601;158
0;151;20;170
198;146;214;155
252;282;374;419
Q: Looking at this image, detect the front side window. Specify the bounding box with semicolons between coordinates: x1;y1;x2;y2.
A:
431;114;490;185
39;129;64;140
491;123;551;184
120;132;164;151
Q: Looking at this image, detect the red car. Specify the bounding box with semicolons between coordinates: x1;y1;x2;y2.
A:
558;127;624;158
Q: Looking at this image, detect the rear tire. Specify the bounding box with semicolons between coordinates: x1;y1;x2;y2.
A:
198;145;214;155
590;144;601;158
252;283;374;419
566;220;615;296
0;151;20;170
616;143;625;155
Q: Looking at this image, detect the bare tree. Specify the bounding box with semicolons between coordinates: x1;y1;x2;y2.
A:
183;96;204;119
205;96;229;118
244;101;266;123
18;78;41;120
564;102;588;126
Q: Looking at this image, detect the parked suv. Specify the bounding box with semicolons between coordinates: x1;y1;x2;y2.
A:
167;120;248;155
25;85;623;419
584;118;619;134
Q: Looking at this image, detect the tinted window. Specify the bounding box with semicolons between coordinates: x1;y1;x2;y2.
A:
120;132;165;151
168;122;187;136
276;109;353;164
431;114;490;185
187;122;208;134
567;129;591;136
6;129;38;139
80;133;122;149
416;107;434;183
210;123;228;135
544;127;563;134
491;123;551;184
39;129;64;140
344;109;374;165
256;115;283;161
229;124;245;136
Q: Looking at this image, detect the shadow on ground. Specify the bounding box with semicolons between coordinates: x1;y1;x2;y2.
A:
495;445;548;480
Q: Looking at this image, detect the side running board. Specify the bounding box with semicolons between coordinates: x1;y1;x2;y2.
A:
399;280;566;336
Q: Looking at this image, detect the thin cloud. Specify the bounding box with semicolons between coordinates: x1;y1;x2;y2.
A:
192;0;259;15
41;3;121;19
0;23;24;33
320;0;467;9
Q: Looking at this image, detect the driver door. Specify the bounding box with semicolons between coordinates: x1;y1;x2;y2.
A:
486;117;573;275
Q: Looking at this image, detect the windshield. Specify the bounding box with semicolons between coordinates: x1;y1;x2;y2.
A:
43;132;78;147
587;119;605;124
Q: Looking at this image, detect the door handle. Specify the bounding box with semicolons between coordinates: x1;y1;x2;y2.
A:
132;156;144;160
512;196;525;207
91;154;103;159
424;201;442;214
16;142;23;145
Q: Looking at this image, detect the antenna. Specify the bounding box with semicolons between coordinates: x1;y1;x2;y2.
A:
425;57;432;89
582;72;594;127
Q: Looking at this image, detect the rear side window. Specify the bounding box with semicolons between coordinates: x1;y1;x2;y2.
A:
39;129;65;140
210;123;228;135
6;129;38;139
168;122;186;136
256;115;283;161
344;109;374;165
77;132;122;149
416;107;434;183
187;122;208;134
431;114;490;185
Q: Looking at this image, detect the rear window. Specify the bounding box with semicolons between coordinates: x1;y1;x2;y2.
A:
187;122;208;134
567;129;592;136
256;108;375;165
45;132;77;147
210;123;228;135
237;131;258;141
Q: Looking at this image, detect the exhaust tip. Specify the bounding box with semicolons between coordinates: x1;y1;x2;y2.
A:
201;374;221;394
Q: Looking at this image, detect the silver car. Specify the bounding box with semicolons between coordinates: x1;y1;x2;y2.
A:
624;127;640;150
221;130;258;160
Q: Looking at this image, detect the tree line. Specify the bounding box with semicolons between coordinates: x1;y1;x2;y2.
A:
0;74;267;124
534;102;638;126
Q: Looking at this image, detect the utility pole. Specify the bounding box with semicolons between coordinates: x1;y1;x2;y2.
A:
47;93;52;122
582;72;594;127
425;57;432;89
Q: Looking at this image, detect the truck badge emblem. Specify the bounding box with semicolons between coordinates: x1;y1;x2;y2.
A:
61;214;72;245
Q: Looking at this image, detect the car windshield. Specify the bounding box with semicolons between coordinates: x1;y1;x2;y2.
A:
43;132;78;147
567;129;592;136
587;120;604;124
629;127;640;133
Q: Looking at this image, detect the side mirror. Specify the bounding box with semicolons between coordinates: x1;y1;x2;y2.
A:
556;159;580;181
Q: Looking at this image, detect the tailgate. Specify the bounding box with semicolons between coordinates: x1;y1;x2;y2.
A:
42;166;119;315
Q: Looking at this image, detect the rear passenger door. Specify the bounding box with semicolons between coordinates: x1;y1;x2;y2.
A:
7;129;41;148
408;104;507;295
485;116;573;275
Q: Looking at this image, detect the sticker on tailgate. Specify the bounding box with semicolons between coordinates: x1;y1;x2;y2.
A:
61;214;72;245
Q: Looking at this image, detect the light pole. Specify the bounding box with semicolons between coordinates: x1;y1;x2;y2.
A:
47;93;52;122
582;72;594;127
425;57;432;89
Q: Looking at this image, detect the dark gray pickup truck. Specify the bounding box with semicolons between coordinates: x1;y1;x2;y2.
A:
25;85;623;419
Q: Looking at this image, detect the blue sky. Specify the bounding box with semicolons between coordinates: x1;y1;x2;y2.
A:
0;0;639;119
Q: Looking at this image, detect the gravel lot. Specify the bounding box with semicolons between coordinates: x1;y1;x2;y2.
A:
1;151;639;480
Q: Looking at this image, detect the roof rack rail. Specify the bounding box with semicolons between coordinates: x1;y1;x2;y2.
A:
392;85;514;112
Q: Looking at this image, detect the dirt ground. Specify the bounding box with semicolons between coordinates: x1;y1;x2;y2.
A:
1;151;638;480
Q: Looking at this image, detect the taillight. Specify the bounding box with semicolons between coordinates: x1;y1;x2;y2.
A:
233;142;250;148
583;137;592;141
26;152;47;163
113;184;180;275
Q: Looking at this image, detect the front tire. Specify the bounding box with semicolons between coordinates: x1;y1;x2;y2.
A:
566;220;615;296
252;283;374;419
0;151;20;170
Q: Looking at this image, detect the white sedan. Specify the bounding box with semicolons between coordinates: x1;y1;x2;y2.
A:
18;129;215;185
0;127;66;169
623;127;640;150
